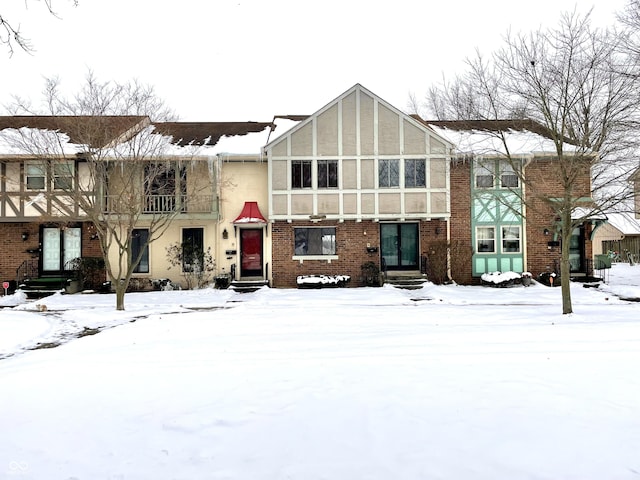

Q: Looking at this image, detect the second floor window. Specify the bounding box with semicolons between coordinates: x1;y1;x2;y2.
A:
53;161;74;190
475;160;494;188
25;160;75;190
405;159;426;187
317;160;338;188
500;163;519;188
379;159;400;188
292;160;312;188
25;162;46;190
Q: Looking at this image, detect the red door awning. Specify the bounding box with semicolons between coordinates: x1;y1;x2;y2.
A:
232;201;267;224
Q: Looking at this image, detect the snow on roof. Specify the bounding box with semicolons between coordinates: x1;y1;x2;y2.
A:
0;127;86;155
423;120;576;157
604;212;640;235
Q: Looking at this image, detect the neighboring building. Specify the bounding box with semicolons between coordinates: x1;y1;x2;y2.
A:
0;117;277;291
0;116;147;290
424;119;598;283
592;211;640;260
264;84;452;287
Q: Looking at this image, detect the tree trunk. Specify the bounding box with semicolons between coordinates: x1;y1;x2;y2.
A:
560;212;573;314
115;282;126;311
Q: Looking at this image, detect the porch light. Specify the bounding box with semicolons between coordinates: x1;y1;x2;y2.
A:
21;232;29;241
222;228;229;239
543;228;550;236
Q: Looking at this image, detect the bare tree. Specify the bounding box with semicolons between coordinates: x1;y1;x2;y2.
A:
426;11;640;314
618;0;640;58
4;73;214;310
1;1;78;56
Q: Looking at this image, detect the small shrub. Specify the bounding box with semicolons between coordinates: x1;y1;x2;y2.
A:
361;261;382;287
166;243;215;289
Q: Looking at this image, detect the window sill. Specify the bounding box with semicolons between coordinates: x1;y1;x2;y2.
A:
292;255;338;264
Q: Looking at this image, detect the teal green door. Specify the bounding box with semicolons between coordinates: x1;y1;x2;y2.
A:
381;223;419;270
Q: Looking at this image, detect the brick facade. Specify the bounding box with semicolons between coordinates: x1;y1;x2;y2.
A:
0;222;104;285
448;157;593;284
449;159;474;284
271;219;446;288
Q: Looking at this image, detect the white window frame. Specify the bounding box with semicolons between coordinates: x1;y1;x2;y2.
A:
476;226;496;253
25;161;46;190
475;160;494;188
500;161;519;188
501;225;521;253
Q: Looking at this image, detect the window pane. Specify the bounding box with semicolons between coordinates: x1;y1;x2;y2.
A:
328;161;338;187
318;160;338;188
132;229;150;273
294;228;308;254
379;160;390;187
292;161;312;188
321;228;336;254
182;228;204;272
27;176;45;190
500;162;519;188
318;162;328;188
379;159;399;187
26;162;46;190
405;159;426;187
294;227;336;255
477;227;495;253
502;226;521;252
475;160;494;188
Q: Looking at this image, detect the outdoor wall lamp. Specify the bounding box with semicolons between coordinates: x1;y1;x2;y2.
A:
543;228;550;236
21;232;29;241
435;227;442;235
222;228;229;240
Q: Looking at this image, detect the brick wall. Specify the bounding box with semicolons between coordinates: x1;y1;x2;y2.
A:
271;219;446;288
0;221;105;284
449;160;474;284
524;158;593;277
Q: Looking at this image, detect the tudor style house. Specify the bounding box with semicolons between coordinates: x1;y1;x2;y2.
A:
264;84;452;287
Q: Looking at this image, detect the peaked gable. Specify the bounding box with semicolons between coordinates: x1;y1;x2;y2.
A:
264;84;453;156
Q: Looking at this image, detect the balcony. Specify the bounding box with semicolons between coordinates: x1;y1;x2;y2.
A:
102;195;215;215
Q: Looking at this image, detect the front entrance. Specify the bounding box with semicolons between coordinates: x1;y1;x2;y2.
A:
240;229;263;277
380;223;419;271
568;226;585;273
41;226;82;275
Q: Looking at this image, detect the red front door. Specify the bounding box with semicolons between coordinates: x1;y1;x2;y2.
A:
240;229;263;277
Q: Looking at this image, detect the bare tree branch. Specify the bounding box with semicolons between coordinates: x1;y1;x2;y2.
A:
1;1;78;56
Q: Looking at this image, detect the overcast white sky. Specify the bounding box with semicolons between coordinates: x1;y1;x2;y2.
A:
0;0;629;121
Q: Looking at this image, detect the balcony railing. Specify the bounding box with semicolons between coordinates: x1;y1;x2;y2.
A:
102;195;215;214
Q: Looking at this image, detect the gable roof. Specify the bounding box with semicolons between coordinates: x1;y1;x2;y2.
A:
0;115;149;149
264;84;453;151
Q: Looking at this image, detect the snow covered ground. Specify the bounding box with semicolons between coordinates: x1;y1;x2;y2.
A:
1;264;639;479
